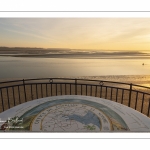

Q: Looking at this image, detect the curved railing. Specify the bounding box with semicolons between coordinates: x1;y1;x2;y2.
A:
0;78;150;117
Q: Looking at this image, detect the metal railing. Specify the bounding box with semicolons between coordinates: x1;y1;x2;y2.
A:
0;78;150;117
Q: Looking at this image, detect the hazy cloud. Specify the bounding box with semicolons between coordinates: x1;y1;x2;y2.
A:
0;18;150;50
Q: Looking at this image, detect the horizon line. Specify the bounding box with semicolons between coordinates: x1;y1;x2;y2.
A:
0;46;150;51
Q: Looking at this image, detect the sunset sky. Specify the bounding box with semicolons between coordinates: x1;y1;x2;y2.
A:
0;18;150;51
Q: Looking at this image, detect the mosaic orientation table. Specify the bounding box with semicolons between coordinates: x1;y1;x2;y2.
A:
0;95;150;132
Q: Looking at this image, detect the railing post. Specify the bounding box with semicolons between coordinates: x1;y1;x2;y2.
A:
147;98;150;117
75;79;77;95
99;81;103;98
23;79;27;102
0;88;4;111
128;83;132;107
49;78;53;96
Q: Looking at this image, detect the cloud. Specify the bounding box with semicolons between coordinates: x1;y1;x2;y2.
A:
115;28;150;40
1;18;150;50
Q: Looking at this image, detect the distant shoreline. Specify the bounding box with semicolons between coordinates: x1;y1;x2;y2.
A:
0;46;150;59
0;54;150;59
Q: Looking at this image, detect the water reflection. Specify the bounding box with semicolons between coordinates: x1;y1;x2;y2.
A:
0;56;150;79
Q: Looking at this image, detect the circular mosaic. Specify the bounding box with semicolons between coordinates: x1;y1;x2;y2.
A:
31;103;112;132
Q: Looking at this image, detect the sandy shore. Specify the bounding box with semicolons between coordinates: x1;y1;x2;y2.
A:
0;75;150;117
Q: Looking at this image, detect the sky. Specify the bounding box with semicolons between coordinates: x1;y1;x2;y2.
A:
0;18;150;51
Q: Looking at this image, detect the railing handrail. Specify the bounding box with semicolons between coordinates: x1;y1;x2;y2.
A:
0;77;131;85
0;77;150;90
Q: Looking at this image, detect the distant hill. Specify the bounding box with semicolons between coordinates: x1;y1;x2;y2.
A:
0;47;149;58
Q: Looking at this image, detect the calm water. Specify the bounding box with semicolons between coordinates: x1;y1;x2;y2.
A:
0;56;150;79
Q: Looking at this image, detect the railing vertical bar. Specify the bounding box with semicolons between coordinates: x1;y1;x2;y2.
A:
141;94;145;113
12;87;15;106
41;84;43;98
6;88;10;108
75;79;77;95
18;86;21;104
46;84;48;97
56;83;57;96
105;87;107;99
23;79;27;102
60;84;62;95
135;92;138;110
128;83;132;107
121;89;124;104
86;85;87;96
148;98;150;117
51;83;52;96
31;84;33;100
0;89;4;111
90;85;92;96
65;84;67;95
95;85;97;97
116;88;118;102
100;86;102;98
110;88;113;100
70;84;71;95
36;84;38;99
